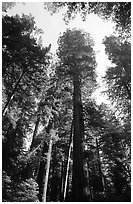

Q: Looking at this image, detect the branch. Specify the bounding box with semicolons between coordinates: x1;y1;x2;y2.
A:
27;142;43;160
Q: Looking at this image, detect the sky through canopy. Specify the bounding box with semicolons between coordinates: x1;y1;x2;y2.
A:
5;1;117;104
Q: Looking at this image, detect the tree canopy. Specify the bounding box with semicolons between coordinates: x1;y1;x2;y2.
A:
103;35;131;115
44;2;131;30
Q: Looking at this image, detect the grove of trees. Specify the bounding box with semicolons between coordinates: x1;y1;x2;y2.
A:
2;2;131;202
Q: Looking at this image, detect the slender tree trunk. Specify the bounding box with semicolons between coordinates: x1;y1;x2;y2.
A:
36;141;48;201
59;159;64;201
96;138;105;192
37;119;53;201
72;77;85;201
27;143;42;160
2;71;25;116
30;144;43;180
63;122;73;201
63;141;72;201
88;169;94;200
30;115;40;151
42;137;53;202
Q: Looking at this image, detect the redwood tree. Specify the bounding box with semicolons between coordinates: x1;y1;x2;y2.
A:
56;29;96;201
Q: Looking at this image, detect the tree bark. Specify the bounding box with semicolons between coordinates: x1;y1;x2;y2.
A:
83;161;93;201
58;159;64;201
96;138;105;192
30;114;40;151
23;112;40;180
72;77;85;201
37;118;53;201
36;141;48;201
63;121;73;201
42;137;53;202
63;141;72;201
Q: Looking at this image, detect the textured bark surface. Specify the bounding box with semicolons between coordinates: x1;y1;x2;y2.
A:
30;116;40;151
37;142;48;201
63;121;73;201
24;114;40;180
96;138;105;192
63;141;72;201
42;138;53;202
72;77;85;201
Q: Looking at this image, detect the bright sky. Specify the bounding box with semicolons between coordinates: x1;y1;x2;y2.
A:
5;2;116;104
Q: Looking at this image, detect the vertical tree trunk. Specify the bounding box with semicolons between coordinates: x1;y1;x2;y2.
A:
72;77;85;201
42;137;53;202
36;141;48;201
63;141;72;201
30;115;40;151
96;138;105;192
2;71;25;116
37;119;53;201
83;161;93;201
59;159;64;201
63;121;73;201
24;113;40;180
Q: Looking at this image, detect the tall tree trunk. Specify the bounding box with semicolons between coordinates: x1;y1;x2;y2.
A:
30;116;40;151
63;121;73;201
2;71;25;116
72;77;85;201
96;138;105;192
36;141;48;201
24;113;40;180
42;136;53;202
37;119;53;201
63;142;72;201
59;159;64;201
83;161;93;201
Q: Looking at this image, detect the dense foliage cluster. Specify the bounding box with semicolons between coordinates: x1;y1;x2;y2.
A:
44;2;131;30
2;2;130;202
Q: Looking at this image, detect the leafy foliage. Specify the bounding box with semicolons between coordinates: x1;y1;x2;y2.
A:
2;14;49;113
3;171;39;202
2;12;51;202
2;2;16;12
57;29;97;87
44;2;131;31
103;35;131;115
